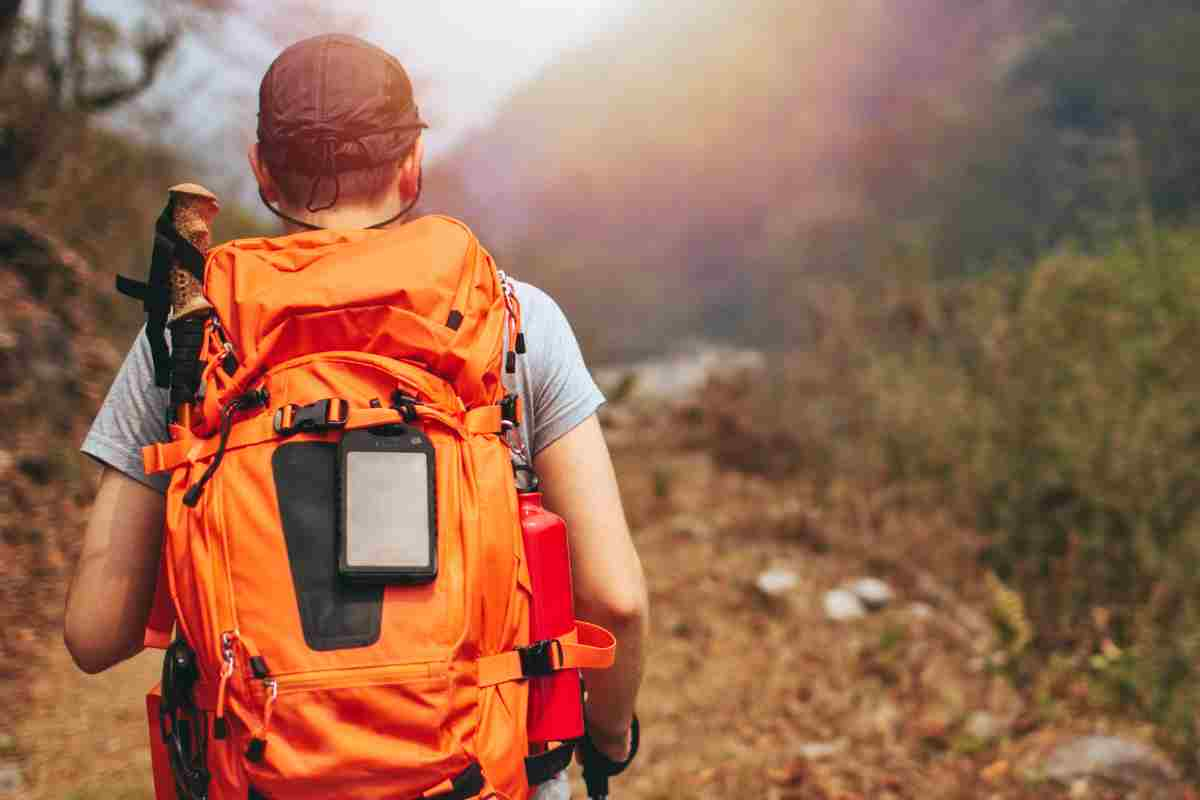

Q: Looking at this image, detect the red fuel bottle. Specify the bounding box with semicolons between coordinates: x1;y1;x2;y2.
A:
519;491;584;742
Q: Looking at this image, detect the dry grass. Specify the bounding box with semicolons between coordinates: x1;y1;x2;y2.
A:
4;390;1196;799
3;213;1197;798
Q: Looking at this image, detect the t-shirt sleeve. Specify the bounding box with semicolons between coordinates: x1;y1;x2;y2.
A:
515;283;606;456
80;327;171;493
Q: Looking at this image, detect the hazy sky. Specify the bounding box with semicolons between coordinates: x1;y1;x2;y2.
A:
97;0;640;162
371;2;641;152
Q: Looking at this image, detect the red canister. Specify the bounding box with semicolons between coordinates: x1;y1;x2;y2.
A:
519;491;584;742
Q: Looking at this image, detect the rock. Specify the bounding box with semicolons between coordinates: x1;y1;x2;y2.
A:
756;567;799;598
797;739;847;760
964;711;1006;742
907;602;935;620
1042;735;1180;787
0;763;22;796
845;577;894;610
823;588;866;621
673;515;716;540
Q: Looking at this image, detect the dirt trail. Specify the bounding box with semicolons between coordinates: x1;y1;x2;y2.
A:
9;404;1189;799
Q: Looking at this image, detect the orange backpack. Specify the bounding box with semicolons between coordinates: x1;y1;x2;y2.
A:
137;216;615;800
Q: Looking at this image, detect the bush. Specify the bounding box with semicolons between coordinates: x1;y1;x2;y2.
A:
745;229;1200;770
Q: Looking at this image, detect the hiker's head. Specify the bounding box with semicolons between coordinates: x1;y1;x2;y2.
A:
249;34;427;230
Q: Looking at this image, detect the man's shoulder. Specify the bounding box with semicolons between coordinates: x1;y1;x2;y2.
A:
510;279;567;331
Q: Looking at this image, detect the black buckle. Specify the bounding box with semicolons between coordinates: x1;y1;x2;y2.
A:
500;394;519;429
425;762;485;800
518;638;564;678
273;399;348;436
391;390;421;423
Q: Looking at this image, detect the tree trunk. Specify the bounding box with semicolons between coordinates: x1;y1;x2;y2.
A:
41;0;62;109
66;0;80;103
0;0;22;78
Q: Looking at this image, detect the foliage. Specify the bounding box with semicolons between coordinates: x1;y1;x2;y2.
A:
926;0;1200;272
746;229;1200;772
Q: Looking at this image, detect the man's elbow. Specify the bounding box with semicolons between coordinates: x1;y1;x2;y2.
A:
64;627;106;674
582;577;649;632
63;616;128;675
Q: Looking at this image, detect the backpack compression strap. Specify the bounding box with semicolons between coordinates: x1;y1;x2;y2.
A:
476;621;616;688
143;401;509;475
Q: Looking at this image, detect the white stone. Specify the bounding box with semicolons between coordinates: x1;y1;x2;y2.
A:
823;588;866;621
845;577;895;610
907;602;935;620
797;739;847;760
756;568;799;598
1043;735;1180;786
964;711;1005;742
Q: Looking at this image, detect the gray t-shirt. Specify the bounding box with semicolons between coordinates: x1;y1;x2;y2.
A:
81;279;604;492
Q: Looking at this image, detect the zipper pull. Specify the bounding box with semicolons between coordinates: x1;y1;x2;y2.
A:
246;678;277;763
221;341;238;375
213;631;236;739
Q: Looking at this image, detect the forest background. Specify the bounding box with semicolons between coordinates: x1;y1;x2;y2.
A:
3;0;1200;795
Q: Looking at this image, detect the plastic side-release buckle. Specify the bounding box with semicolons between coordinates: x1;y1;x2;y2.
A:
518;638;566;678
422;762;486;800
273;398;349;436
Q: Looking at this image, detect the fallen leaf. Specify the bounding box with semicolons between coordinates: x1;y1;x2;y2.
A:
767;758;809;786
980;759;1009;783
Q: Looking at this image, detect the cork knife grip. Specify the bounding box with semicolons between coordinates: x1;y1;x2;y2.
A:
167;183;219;320
164;184;221;422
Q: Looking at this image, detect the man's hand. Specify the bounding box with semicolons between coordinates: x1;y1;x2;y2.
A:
583;719;632;763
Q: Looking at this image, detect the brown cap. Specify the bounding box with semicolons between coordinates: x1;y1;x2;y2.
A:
257;34;427;180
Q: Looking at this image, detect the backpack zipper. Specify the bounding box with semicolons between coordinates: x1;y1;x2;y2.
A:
268;661;446;693
242;661;446;764
213;630;237;739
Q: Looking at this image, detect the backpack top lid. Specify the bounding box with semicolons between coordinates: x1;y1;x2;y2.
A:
203;215;511;410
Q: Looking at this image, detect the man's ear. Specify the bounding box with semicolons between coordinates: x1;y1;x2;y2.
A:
398;134;424;201
248;143;281;204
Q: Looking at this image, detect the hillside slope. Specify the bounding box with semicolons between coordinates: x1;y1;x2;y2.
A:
426;0;1031;359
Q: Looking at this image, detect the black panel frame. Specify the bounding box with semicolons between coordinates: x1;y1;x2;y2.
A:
337;426;438;584
272;442;383;651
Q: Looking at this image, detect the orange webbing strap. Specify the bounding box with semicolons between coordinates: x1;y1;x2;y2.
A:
144;402;508;475
143;554;175;650
464;404;502;435
477;621;617;688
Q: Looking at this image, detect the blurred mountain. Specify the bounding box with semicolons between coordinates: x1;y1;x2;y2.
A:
424;0;1033;359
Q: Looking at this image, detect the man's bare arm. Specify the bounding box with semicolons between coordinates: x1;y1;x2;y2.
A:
534;413;648;761
64;467;164;673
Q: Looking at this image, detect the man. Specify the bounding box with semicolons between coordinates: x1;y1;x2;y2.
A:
65;34;647;799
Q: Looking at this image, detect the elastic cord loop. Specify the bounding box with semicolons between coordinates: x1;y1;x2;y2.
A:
306;138;341;213
259;171;422;232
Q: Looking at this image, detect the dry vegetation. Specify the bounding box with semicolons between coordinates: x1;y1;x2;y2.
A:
9;375;1197;798
5;0;1200;797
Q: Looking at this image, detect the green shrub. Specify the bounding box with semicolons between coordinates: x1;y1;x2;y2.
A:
750;229;1200;771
